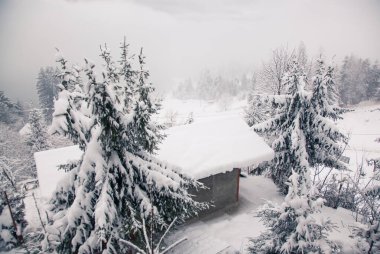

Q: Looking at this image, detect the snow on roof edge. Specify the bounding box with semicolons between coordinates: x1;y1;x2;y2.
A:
192;151;274;179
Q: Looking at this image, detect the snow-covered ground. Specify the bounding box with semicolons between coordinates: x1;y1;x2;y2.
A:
165;175;362;254
333;102;380;186
157;98;246;125
17;99;380;254
339;102;380;165
165;175;282;254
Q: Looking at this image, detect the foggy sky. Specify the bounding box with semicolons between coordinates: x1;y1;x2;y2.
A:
1;0;379;103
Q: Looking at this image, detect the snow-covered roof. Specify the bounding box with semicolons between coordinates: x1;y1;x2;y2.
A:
34;114;274;198
156;115;274;179
34;145;82;199
19;123;31;136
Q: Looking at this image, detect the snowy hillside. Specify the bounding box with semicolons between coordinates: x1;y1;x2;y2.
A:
332;102;380;186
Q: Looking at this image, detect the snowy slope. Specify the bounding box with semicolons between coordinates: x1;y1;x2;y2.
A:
334;103;380;185
338;102;380;153
165;175;361;254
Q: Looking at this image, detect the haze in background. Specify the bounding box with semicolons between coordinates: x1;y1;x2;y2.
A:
1;0;379;102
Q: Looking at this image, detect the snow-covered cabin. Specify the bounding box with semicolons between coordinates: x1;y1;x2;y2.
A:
156;115;274;215
34;115;274;215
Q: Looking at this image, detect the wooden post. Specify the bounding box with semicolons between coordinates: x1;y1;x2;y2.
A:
235;168;241;202
3;191;24;244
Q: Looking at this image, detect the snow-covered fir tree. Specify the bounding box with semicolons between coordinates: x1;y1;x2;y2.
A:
42;42;206;254
36;67;61;123
252;93;339;253
27;109;49;153
254;59;347;192
311;59;343;121
308;59;347;170
0;91;22;125
250;169;339;254
132;48;165;154
254;59;311;192
0;156;27;251
245;94;270;127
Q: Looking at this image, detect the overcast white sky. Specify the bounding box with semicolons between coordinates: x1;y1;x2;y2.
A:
0;0;379;102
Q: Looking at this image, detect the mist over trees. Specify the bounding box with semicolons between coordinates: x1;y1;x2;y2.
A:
172;43;380;109
339;55;380;105
173;69;255;101
36;67;60;123
0;91;24;126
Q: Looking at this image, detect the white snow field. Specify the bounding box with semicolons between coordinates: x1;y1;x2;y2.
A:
311;102;380;188
338;103;380;179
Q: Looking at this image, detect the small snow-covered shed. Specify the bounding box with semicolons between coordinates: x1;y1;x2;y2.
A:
34;115;274;215
156;114;274;215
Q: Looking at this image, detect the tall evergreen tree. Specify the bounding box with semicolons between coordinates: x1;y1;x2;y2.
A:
254;60;311;192
251;61;340;252
36;66;61;123
308;59;347;170
43;42;206;254
27;109;49;153
366;62;380;101
132;48;164;153
254;59;347;192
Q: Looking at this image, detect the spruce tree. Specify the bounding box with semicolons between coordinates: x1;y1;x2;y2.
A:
254;59;347;192
308;59;347;171
43;42;206;254
254;60;311;192
0;91;21;124
245;94;270;127
27;109;49;153
132;48;164;153
250;169;339;254
36;67;61;123
252;68;339;251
